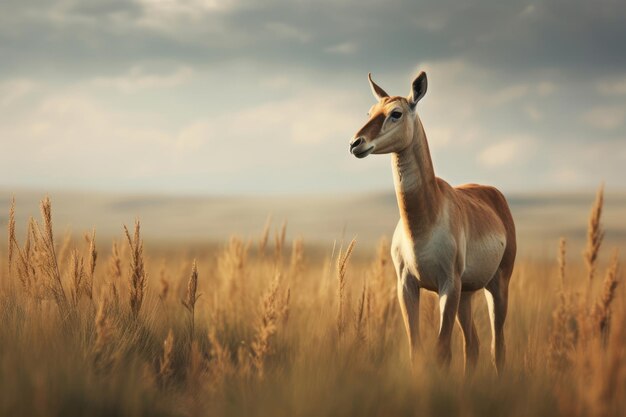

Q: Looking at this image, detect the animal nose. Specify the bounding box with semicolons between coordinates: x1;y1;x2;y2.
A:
350;137;364;150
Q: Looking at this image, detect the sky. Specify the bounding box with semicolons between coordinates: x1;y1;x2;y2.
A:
1;0;625;195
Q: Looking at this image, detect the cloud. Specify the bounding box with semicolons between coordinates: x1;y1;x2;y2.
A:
488;84;529;106
425;127;453;149
2;0;625;79
477;136;535;168
1;0;626;193
0;91;177;184
177;89;362;146
523;105;543;121
543;139;626;190
519;3;536;18
91;66;194;93
325;42;357;55
137;0;239;14
0;79;365;190
551;167;583;185
537;81;556;96
265;22;311;43
0;79;37;106
596;75;626;96
176;121;212;151
583;106;626;130
258;75;292;89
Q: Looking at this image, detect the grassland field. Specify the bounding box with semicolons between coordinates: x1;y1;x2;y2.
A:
0;187;624;417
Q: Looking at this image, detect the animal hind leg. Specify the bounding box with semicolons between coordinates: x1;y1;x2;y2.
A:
485;269;510;374
457;291;479;374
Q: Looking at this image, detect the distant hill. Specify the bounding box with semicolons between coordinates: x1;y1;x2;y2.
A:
2;189;625;258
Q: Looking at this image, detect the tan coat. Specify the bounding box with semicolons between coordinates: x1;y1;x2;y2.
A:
349;72;516;373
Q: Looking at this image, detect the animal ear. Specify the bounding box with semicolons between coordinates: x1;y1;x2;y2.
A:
409;71;427;109
368;73;389;101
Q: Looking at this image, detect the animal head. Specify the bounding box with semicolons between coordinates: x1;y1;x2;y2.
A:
349;72;427;158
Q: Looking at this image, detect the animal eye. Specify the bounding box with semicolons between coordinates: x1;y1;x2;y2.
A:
390;111;402;120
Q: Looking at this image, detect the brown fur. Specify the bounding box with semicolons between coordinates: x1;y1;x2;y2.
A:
356;113;385;141
392;117;442;239
456;184;517;281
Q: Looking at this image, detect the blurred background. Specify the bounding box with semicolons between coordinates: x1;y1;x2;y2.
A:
1;0;625;256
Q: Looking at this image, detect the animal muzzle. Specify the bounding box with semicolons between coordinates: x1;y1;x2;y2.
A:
349;137;374;158
350;137;365;152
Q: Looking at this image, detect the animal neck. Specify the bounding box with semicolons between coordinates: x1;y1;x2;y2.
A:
391;116;442;239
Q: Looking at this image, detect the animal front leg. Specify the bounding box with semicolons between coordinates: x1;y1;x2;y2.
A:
436;276;461;367
397;271;421;360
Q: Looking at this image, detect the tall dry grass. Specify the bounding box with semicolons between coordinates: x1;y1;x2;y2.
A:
124;221;147;319
0;187;624;417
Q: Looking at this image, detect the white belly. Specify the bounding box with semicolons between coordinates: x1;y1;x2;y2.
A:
392;220;506;292
460;232;506;290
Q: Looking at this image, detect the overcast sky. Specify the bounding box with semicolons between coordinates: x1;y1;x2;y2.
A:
1;0;625;195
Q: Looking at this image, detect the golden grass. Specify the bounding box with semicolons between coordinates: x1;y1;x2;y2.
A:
0;187;624;416
124;220;147;319
182;260;200;342
336;238;357;336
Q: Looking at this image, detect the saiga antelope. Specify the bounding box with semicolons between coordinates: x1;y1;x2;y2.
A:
349;72;516;374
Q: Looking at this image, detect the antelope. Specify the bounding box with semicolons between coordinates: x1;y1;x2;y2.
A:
349;72;516;374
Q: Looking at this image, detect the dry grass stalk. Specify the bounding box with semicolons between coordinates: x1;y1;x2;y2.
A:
558;237;567;289
84;230;97;301
237;344;253;379
281;287;291;324
156;260;169;303
8;207;41;299
107;281;120;311
218;237;248;297
289;237;304;280
159;276;170;302
251;274;283;379
93;298;116;371
258;216;271;257
354;279;368;342
124;221;147;318
576;185;607;350
69;249;85;305
182;260;200;340
584;184;604;288
367;239;395;342
549;238;577;372
208;329;234;386
592;250;620;340
108;240;122;282
57;232;72;270
336;238;356;336
94;301;111;352
550;187;620;384
597;314;626;417
35;198;69;313
273;220;287;266
8;197;15;274
159;329;175;386
576;312;626;417
11;218;37;296
188;341;207;393
568;184;606;354
182;260;199;312
548;294;576;372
